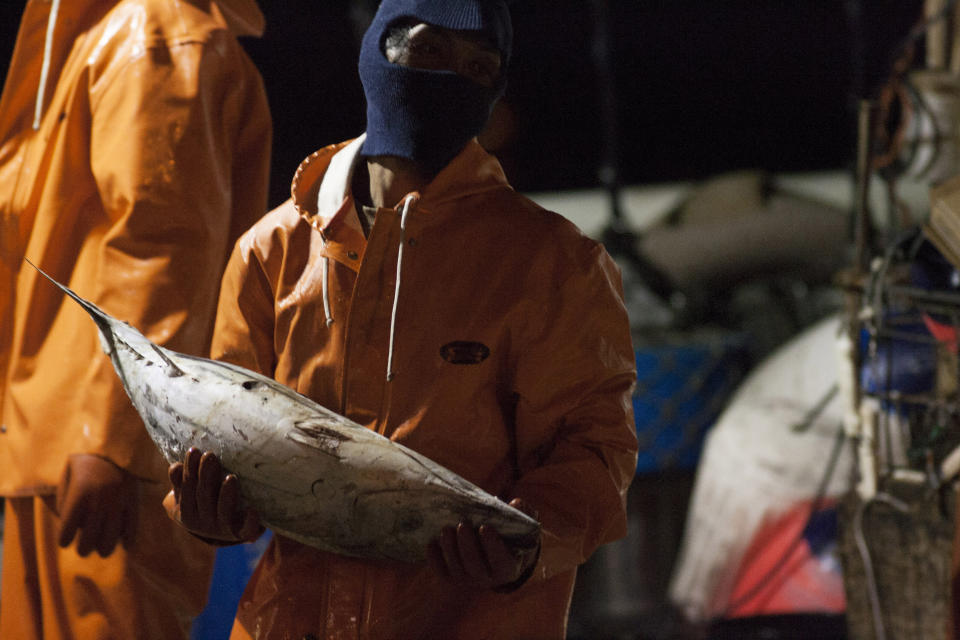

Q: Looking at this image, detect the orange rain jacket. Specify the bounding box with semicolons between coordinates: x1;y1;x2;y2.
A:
0;0;271;494
214;136;639;639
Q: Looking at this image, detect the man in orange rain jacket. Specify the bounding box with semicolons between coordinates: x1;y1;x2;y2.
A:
0;1;271;638
164;0;638;638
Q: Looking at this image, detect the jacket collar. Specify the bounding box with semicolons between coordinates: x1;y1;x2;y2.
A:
210;0;265;38
291;135;512;234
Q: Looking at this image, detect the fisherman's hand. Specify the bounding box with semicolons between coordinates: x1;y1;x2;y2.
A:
56;454;139;557
163;448;263;545
428;498;541;593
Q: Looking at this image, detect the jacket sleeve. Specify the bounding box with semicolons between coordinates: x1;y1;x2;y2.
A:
208;231;278;377
509;238;638;582
79;32;270;481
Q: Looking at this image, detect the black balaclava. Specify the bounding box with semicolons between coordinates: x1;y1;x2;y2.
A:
358;0;513;176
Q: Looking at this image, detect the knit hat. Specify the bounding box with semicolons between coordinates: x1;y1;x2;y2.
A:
359;0;513;175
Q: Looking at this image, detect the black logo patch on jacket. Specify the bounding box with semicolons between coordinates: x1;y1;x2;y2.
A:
440;341;490;365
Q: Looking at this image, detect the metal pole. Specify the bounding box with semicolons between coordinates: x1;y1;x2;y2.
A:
590;0;679;310
854;99;876;274
590;0;623;223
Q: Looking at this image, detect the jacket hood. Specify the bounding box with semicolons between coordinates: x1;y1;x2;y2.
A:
290;135;512;233
52;0;265;37
27;0;264;130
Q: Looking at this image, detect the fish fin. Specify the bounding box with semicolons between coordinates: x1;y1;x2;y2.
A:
25;258;118;354
27;259;111;322
27;258;186;377
148;343;186;378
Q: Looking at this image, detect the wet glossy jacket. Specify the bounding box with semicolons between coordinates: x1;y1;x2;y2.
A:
215;137;638;639
0;0;271;494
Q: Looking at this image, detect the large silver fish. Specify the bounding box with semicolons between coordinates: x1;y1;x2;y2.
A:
29;261;539;562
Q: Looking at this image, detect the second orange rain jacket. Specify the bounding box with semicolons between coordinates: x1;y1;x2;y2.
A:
0;1;270;637
0;0;271;492
214;136;639;639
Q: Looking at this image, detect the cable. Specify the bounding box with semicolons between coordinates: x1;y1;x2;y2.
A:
873;1;956;184
852;492;912;640
887;0;958;77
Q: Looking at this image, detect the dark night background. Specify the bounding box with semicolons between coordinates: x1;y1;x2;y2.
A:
0;1;928;209
0;5;939;637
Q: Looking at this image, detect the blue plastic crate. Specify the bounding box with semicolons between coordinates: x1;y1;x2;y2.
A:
633;335;749;474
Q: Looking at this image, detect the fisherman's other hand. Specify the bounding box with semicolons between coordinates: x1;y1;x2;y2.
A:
163;448;263;544
56;453;139;557
428;498;541;592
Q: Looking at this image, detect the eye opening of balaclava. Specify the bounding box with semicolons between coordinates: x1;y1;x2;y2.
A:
358;0;513;176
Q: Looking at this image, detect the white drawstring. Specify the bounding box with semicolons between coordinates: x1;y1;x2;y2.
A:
34;0;62;131
386;195;415;381
321;256;334;327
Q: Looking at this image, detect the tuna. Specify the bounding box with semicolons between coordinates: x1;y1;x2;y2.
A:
28;261;540;562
